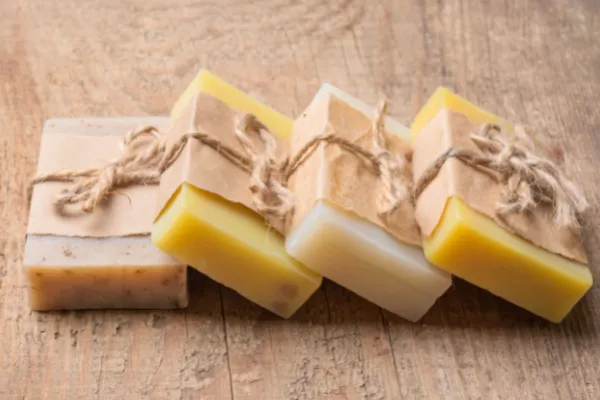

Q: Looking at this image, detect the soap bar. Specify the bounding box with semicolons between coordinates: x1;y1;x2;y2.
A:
410;87;513;141
171;69;292;138
412;89;592;323
285;84;451;322
153;70;322;318
24;118;188;310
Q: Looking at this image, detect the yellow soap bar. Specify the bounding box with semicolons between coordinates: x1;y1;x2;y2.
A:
171;69;292;139
414;89;592;323
411;87;513;140
427;197;591;322
154;71;322;318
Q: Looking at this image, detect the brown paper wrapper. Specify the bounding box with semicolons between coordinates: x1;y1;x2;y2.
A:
28;117;170;237
155;92;289;234
289;91;422;246
411;109;588;264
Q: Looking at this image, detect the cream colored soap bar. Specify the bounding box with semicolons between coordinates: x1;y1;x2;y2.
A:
286;85;452;322
24;118;188;310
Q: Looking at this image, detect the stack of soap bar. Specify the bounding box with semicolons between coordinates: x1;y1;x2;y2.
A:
152;70;322;318
411;88;593;322
24;118;188;310
285;84;452;322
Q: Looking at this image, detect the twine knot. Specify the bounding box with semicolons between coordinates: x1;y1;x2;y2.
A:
413;123;588;229
234;114;293;225
29;126;165;213
371;100;411;219
279;99;411;220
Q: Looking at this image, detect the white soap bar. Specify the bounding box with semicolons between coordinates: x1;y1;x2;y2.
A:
286;85;452;322
320;83;412;140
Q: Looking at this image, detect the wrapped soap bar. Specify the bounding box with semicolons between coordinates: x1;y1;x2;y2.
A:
24;118;188;310
285;84;451;322
411;87;593;323
152;70;322;318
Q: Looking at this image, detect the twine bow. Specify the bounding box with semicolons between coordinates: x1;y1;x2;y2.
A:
29;126;166;212
413;124;588;229
233;115;293;225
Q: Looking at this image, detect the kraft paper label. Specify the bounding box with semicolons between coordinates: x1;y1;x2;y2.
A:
411;109;587;264
27;117;170;237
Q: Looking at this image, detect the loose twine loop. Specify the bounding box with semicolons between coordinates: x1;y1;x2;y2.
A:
413;124;589;229
29;101;411;225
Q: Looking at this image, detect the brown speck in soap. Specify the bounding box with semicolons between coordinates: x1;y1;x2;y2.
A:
64;269;73;275
135;269;144;275
125;289;132;296
161;278;171;286
280;284;298;299
62;247;73;257
35;272;43;277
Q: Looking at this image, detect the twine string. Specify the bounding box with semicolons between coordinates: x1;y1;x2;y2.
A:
30;103;412;224
370;100;411;219
233;115;293;223
413;123;588;228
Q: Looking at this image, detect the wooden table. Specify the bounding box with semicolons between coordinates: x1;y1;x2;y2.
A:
1;1;599;399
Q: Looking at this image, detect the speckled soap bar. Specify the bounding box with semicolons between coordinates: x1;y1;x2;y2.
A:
23;118;188;310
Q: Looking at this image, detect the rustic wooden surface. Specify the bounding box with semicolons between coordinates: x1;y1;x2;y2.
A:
1;0;600;399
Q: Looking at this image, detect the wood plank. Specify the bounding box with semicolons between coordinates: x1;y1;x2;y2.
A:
1;0;600;399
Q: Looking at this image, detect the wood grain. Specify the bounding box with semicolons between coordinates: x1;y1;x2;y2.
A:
1;0;600;398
